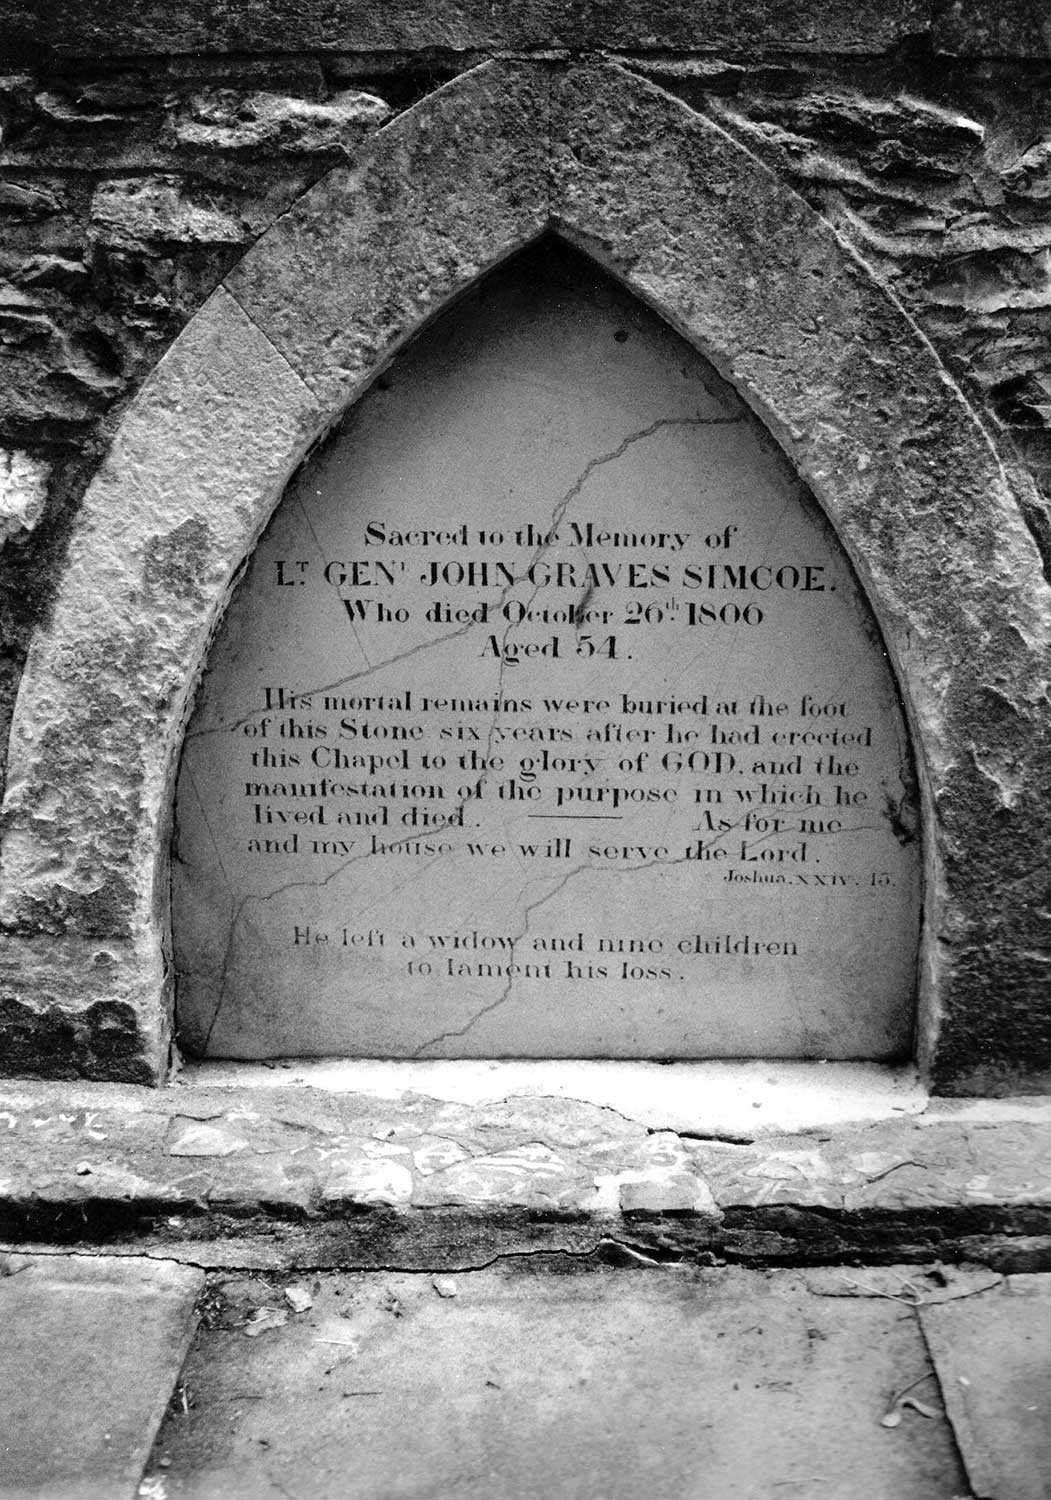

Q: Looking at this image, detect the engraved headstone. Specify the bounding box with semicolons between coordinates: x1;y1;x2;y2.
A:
173;243;920;1059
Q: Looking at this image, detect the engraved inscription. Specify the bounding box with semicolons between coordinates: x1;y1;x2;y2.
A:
173;244;920;1059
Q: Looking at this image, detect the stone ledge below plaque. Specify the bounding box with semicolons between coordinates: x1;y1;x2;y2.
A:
0;1064;1047;1272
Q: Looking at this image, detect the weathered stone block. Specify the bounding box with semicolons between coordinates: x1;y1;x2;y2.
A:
225;60;550;413
90;176;249;247
0;449;48;543
0;179;63;218
175;88;390;155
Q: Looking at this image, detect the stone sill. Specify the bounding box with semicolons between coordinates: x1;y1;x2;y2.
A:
1;1060;1048;1272
179;1058;931;1136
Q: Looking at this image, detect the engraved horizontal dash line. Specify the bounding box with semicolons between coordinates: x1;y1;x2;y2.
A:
526;814;624;820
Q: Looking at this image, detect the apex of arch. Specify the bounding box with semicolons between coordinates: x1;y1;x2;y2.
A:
221;54;807;416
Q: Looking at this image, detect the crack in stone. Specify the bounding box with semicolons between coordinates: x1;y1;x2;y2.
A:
180;758;238;909
676;1129;756;1146
296;490;373;673
186;614;491;742
199;591;529;1049
199;600;522;1052
408;805;792;1057
546;412;743;539
202;791;802;1055
914;1307;974;1488
0;1239;679;1275
185;411;742;742
410;864;587;1057
196;413;740;1052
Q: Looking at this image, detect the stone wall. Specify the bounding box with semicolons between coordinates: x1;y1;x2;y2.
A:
0;3;1048;1089
0;54;405;773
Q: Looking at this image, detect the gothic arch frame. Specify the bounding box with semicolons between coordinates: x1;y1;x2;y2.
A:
1;58;1046;1088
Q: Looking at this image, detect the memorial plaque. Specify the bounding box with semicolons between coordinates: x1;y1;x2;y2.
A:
173;242;921;1059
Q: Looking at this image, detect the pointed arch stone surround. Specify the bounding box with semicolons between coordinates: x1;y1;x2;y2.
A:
1;59;1046;1089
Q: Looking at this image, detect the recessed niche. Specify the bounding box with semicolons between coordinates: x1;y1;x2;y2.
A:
172;241;921;1060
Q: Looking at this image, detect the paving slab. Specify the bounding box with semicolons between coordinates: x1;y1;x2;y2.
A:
144;1263;971;1500
920;1274;1051;1500
0;1253;203;1500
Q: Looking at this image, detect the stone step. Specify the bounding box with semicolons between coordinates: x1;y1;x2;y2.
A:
0;1078;1048;1272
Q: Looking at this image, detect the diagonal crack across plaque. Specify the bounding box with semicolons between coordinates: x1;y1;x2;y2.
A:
186;413;742;745
197;415;742;1052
